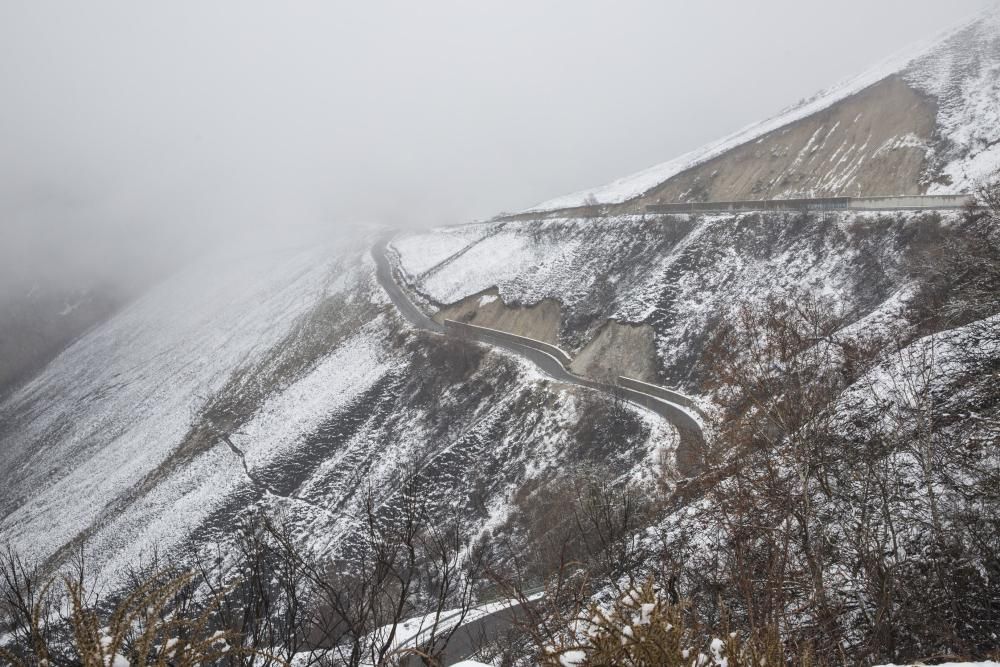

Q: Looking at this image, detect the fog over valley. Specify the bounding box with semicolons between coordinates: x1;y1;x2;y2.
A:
1;0;991;288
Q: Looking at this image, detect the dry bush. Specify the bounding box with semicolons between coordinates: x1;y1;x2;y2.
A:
535;578;825;667
0;569;266;667
907;174;1000;332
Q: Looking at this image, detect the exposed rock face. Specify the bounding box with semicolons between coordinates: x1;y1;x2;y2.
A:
432;288;563;346
433;286;659;384
568;320;658;383
633;76;936;206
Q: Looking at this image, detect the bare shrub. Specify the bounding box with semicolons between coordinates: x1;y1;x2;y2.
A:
525;577;825;667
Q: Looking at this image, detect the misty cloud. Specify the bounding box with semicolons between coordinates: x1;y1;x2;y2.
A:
1;0;993;287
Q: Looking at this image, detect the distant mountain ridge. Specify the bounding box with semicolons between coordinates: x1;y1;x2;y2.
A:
523;11;1000;214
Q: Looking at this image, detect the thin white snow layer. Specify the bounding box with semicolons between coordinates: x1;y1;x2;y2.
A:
0;241;375;565
907;13;1000;193
525;11;997;212
837;314;1000;436
84;319;399;582
390;217;637;309
389;224;494;277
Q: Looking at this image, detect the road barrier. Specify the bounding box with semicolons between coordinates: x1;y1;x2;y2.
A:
849;194;973;210
617;376;707;420
441;316;705;472
647;194;974;214
379;240;707;474
443;319;705;437
443;319;574;367
612;385;704;442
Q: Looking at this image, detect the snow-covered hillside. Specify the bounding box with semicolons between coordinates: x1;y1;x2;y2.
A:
0;236;673;584
524;11;1000;212
391;209;946;390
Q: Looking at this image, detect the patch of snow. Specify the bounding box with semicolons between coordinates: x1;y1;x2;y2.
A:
390;225;492;276
558;649;587;667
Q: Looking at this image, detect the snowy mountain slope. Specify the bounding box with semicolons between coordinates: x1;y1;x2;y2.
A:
0;242;357;563
391;209;949;391
632;311;1000;663
0;236;675;585
0;280;130;398
524;11;1000;213
906;14;1000;192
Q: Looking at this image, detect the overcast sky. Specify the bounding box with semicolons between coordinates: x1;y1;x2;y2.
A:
0;0;995;286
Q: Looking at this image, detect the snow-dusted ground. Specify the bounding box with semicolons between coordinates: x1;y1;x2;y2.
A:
0;242;356;565
0;234;675;585
525;11;1000;212
391;209;947;388
907;13;1000;193
388;224;493;277
82;318;400;581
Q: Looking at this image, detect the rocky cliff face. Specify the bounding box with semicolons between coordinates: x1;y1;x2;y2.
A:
634;76;936;205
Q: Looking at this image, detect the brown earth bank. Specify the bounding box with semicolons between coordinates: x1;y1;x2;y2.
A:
434;289;660;384
569;320;658;383
432;288;563;346
629;75;937;208
499;75;939;221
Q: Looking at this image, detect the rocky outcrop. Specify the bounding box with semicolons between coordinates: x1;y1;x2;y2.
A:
432;288;563;346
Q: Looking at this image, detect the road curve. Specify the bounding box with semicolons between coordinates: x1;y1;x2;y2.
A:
373;236;705;473
374;238;444;334
373;235;705;664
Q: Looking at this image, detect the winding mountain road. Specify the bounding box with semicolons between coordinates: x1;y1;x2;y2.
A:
373;236;705;476
374;236;706;664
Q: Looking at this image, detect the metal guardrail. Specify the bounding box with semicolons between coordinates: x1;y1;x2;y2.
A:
646;194;974;214
617;376;707;420
443;319;705;438
443;319;573;367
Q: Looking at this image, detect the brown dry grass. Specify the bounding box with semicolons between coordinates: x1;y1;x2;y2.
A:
0;571;284;667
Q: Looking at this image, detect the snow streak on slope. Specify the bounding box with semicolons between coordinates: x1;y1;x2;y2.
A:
906;13;1000;193
389;225;493;277
82;322;398;581
390;217;692;321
